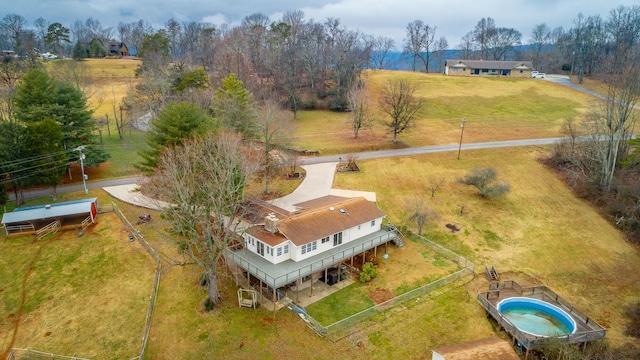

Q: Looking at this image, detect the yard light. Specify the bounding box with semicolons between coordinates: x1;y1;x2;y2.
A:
457;117;467;160
74;146;88;194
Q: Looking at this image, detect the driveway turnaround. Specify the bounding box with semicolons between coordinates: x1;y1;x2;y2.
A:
269;163;338;211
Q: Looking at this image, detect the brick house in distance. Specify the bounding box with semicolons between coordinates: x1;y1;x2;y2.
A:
445;59;535;78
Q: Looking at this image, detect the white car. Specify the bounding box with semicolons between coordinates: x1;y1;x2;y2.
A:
531;71;545;79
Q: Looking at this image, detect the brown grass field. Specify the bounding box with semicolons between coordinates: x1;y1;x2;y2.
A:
333;146;640;350
292;70;598;155
3;63;640;358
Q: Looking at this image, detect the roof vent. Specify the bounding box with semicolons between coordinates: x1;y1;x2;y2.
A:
329;207;334;211
339;208;346;214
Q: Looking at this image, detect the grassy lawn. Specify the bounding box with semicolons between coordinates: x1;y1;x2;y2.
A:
306;235;460;325
333;146;640;349
292;70;598;155
0;190;155;359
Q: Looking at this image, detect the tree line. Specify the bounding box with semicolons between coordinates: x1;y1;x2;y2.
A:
2;5;639;76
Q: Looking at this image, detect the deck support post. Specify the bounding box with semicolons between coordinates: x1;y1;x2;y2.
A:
260;279;264;305
310;274;314;297
273;287;277;319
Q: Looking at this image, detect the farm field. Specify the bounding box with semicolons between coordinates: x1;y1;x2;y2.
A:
291;70;598;155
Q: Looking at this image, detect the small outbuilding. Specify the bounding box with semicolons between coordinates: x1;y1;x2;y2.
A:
2;198;99;237
431;337;520;360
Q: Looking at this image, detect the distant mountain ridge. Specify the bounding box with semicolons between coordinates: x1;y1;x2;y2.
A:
374;44;538;72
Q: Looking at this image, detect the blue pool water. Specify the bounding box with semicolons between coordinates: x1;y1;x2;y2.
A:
498;297;576;337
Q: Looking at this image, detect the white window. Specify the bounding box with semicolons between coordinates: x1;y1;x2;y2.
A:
321;236;330;244
277;247;282;256
284;244;289;254
358;225;361;230
301;241;317;255
257;241;264;256
371;220;376;227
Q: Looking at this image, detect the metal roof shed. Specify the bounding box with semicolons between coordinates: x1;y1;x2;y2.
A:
2;198;98;236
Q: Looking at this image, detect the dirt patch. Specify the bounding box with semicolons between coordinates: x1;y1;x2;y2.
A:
367;288;395;304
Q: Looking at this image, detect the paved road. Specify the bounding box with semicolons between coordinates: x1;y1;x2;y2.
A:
8;176;146;202
9;75;612;203
9;137;565;203
299;137;564;165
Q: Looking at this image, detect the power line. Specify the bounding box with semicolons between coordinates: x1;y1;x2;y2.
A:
0;157;70;178
0;148;76;168
0;162;70;185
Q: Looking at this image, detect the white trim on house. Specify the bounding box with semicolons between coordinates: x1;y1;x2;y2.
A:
242;215;385;265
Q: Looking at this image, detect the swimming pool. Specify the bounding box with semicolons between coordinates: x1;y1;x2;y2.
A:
497;297;577;337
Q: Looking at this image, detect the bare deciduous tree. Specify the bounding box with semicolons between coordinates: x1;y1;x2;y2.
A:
406;197;440;235
380;79;424;143
347;80;373;138
403;20;436;72
281;151;303;178
370;35;395;70
428;176;446;198
580;63;640;191
257;98;292;194
530;23;551;71
146;132;259;306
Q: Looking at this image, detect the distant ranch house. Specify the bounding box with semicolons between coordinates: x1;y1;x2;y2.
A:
445;60;535;78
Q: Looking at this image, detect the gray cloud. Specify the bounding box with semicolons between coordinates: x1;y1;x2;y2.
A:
3;0;636;47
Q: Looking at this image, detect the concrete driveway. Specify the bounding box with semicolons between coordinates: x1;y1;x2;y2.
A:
544;75;606;100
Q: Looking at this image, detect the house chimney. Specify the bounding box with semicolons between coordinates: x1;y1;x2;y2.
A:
264;213;279;234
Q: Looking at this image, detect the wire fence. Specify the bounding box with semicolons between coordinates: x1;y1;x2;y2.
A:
6;349;91;360
112;202;162;360
295;233;475;337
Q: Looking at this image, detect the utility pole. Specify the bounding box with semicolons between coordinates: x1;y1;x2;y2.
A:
457;117;467;160
74;146;88;194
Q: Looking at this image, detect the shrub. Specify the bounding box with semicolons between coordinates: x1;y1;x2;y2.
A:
359;262;378;283
459;167;510;198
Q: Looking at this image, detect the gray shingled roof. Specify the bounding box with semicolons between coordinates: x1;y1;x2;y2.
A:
2;198;97;225
446;59;534;71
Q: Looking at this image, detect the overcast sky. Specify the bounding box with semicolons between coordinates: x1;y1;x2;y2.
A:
3;0;637;48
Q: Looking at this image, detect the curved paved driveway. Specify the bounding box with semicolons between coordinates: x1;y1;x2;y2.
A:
544;75;607;100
